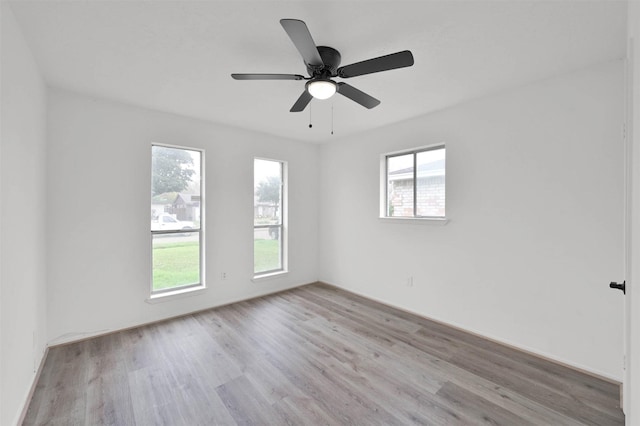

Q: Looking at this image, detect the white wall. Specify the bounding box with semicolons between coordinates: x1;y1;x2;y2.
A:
46;89;319;344
319;60;625;380
626;0;640;421
0;4;49;425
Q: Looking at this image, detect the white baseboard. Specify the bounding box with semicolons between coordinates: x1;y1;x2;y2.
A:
48;281;315;348
318;281;621;385
16;346;49;426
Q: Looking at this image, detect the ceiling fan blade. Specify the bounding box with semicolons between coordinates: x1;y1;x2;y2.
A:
231;73;305;80
337;50;414;78
337;83;380;109
280;19;324;68
290;90;313;112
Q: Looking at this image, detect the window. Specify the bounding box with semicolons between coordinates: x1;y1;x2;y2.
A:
384;145;445;218
254;158;286;275
151;145;203;294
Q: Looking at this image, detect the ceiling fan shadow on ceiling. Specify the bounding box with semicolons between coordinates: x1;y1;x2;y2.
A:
231;19;414;112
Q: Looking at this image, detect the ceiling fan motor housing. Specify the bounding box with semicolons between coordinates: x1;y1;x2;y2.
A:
306;46;341;77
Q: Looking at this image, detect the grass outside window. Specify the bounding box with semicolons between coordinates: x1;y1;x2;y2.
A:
254;239;281;274
152;236;200;291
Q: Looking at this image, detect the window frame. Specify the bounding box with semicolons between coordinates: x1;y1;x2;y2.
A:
381;144;446;221
253;157;287;278
150;143;205;298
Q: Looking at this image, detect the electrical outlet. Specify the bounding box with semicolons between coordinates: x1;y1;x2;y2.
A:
221;272;227;280
407;276;414;287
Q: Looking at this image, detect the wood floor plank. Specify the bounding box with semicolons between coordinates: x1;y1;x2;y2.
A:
413;322;622;419
435;381;534;425
23;283;624;425
459;342;622;419
448;346;623;425
275;396;341;425
128;366;180;426
232;303;405;424
25;344;90;425
242;357;307;405
385;340;584;425
216;375;289;425
84;354;135;425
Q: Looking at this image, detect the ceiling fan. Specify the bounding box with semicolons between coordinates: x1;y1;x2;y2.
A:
231;19;414;112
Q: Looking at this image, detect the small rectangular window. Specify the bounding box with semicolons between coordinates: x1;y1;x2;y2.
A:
385;145;445;218
151;145;203;294
254;158;285;275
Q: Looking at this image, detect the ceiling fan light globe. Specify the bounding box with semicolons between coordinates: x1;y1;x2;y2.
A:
307;80;337;100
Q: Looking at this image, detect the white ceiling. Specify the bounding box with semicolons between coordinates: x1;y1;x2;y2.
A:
9;0;627;143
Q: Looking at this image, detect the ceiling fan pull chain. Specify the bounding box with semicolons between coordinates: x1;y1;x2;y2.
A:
331;103;334;135
308;103;313;128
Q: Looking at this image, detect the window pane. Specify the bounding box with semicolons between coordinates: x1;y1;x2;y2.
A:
152;232;200;291
254;159;282;226
151;145;202;294
254;158;285;275
416;148;446;217
387;154;414;217
151;146;201;230
254;226;282;273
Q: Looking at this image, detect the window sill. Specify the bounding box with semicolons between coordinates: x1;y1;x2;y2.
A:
146;285;206;304
252;270;289;282
378;216;449;225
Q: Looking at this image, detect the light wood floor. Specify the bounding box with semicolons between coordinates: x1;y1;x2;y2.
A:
23;283;624;425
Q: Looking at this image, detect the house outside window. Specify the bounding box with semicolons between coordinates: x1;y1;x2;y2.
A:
385;145;445;218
